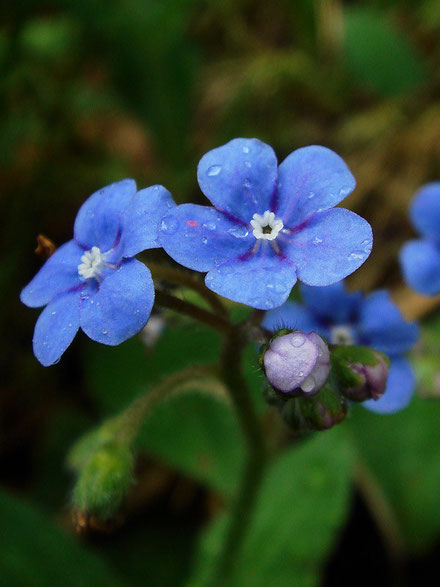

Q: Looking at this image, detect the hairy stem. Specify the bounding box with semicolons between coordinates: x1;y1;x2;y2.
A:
148;262;228;318
155;290;232;334
214;328;267;584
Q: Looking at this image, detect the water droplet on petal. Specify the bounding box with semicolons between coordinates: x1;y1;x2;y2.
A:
203;221;217;231
161;218;179;235
301;375;316;393
102;330;108;335
245;161;252;168
274;283;287;293
313;237;323;245
207;165;222;177
51;311;56;315
308;192;315;199
227;225;249;238
243;179;251;189
348;251;365;261
290;333;305;347
242;146;250;153
202;237;208;244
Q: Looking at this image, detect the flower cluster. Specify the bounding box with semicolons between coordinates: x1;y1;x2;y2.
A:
262;281;419;414
22;138;373;367
400;183;440;295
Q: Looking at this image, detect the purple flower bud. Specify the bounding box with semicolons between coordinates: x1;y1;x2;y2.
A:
346;352;389;402
263;331;330;396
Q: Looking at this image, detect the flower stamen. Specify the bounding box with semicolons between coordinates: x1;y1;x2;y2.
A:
250;211;284;241
78;246;105;280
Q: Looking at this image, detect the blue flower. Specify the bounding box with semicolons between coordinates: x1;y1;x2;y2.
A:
400;183;440;295
262;281;419;414
159;138;372;310
21;180;175;366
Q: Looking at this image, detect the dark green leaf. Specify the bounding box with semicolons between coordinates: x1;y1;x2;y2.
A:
0;488;125;586
191;427;353;586
343;8;426;96
350;396;440;552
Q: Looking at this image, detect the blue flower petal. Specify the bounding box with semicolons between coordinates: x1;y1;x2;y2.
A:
363;357;415;414
33;290;81;366
400;239;440;296
160;203;253;272
275;146;356;228
197;138;278;223
74;179;137;251
20;240;83;308
358;290;419;356
205;246;297;309
80;259;154;345
262;301;325;334
410;182;440;242
300;282;363;325
121;185;176;257
283;208;372;286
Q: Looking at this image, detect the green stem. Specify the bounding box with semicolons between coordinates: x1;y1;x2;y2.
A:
155;290;232;335
214;328;267;584
148;262;228;318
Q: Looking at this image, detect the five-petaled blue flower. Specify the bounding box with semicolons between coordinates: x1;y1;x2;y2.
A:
400;182;440;295
20;179;175;366
159;138;373;309
262;281;419;414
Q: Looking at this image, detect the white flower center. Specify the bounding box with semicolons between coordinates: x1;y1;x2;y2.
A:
250;211;284;241
330;325;354;345
78;246;104;280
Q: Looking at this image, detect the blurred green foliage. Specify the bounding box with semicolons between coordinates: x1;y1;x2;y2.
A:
3;0;440;585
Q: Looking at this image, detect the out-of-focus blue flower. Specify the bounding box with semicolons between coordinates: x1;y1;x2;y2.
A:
21;180;175;366
400;183;440;295
262;281;419;414
160;138;372;309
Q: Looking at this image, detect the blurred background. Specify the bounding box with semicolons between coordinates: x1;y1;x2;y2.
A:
2;0;440;585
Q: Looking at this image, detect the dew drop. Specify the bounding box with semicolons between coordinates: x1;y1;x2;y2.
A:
348;251;364;261
202;237;208;244
227;225;249;238
243;179;251;189
274;283;287;293
161;218;179;235
313;237;323;245
290;333;305;347
242;146;250;154
203;221;217;231
51;311;56;315
245;161;252;168
301;375;316;393
207;165;222;177
102;330;108;335
308;192;315;199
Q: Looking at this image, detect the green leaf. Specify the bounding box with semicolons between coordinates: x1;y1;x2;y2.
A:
350;396;440;552
190;427;353;586
0;488;126;586
412;312;440;399
138;391;244;496
343;7;427;96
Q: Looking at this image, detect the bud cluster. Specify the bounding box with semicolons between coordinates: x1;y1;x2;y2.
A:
260;329;390;434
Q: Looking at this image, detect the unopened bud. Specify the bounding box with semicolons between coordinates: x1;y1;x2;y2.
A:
331;346;390;403
345;352;389;401
72;444;134;520
262;331;330;396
